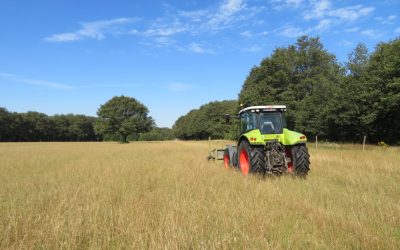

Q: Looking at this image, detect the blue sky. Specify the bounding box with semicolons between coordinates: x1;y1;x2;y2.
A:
1;0;399;127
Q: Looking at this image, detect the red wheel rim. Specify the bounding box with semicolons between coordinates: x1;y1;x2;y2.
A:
239;148;250;175
223;154;230;169
285;148;293;173
287;162;293;173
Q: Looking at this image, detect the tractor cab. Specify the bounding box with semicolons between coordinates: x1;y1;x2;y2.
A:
239;105;287;135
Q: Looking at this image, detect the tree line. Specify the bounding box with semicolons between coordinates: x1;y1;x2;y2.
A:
0;96;173;142
173;100;238;140
0;108;99;142
174;36;400;144
1;36;398;143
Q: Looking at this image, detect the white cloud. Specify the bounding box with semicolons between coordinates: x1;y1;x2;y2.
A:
45;18;134;42
241;30;268;38
270;0;304;10
259;31;268;36
188;43;214;54
179;10;210;22
375;15;397;25
330;6;374;21
278;25;306;37
304;1;374;22
221;0;245;15
241;30;253;37
344;27;359;33
46;33;81;42
145;27;186;37
0;72;142;90
0;72;72;90
276;18;332;38
189;43;205;53
202;0;248;31
167;83;192;92
360;29;379;38
153;37;176;47
313;19;333;31
303;0;331;19
131;0;262;51
144;19;187;37
129;29;139;34
183;0;261;34
339;40;353;46
242;45;262;52
43;0;266;54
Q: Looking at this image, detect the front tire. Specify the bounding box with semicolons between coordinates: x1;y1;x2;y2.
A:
238;140;265;175
291;144;310;177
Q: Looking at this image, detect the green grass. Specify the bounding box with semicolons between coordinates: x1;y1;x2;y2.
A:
0;141;399;249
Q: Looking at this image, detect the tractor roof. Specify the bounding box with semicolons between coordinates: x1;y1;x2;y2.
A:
239;105;286;114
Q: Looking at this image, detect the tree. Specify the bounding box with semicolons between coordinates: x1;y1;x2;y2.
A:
346;43;369;78
95;96;154;143
173;100;238;140
361;38;400;143
330;43;370;142
138;127;173;141
0;107;12;141
334;38;400;144
239;36;343;139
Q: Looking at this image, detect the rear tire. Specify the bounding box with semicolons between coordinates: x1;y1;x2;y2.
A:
238;140;265;175
291;144;310;177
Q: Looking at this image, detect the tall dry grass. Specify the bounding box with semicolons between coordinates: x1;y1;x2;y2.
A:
0;141;399;249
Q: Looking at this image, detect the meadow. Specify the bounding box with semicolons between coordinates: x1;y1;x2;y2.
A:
0;141;399;249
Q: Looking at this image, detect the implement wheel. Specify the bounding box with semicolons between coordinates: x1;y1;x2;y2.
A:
223;149;231;169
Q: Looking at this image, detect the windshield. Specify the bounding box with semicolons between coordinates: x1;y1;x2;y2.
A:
259;112;284;134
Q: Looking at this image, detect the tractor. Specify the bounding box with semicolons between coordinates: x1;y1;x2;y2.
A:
222;105;310;177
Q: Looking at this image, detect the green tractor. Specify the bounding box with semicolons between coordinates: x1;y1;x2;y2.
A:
223;105;310;177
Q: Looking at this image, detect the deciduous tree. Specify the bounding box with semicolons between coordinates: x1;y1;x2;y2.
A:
95;96;154;143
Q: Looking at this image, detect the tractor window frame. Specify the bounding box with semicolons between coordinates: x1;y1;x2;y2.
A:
240;111;258;133
258;112;284;134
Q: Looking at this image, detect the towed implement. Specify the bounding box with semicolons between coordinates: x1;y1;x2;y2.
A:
211;105;310;177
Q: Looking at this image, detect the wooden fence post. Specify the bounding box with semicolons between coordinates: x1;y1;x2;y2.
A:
362;135;366;151
315;135;318;149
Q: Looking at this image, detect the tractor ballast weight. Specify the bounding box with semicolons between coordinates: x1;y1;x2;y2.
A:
222;105;310;177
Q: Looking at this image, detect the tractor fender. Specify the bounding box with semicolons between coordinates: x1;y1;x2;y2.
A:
240;130;265;146
237;135;249;146
282;128;307;145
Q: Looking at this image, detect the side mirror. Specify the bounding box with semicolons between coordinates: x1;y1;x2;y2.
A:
224;114;230;124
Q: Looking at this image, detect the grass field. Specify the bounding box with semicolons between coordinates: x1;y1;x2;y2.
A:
0;141;399;249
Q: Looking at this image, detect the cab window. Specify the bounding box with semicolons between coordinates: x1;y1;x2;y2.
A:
240;112;257;133
259;112;283;134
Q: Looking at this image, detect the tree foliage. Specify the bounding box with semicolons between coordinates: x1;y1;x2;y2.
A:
239;36;400;144
173;100;238;140
138;127;173;141
95;96;154;143
0;108;99;142
172;36;400;144
358;38;400;143
239;36;343;139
